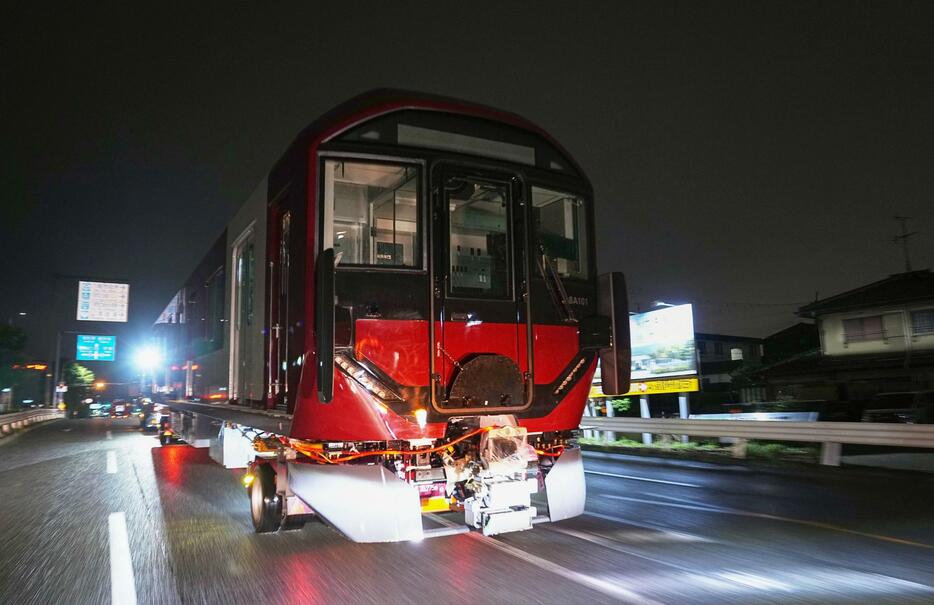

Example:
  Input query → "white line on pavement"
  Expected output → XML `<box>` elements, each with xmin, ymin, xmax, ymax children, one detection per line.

<box><xmin>583</xmin><ymin>511</ymin><xmax>713</xmax><ymax>543</ymax></box>
<box><xmin>425</xmin><ymin>514</ymin><xmax>661</xmax><ymax>605</ymax></box>
<box><xmin>603</xmin><ymin>494</ymin><xmax>934</xmax><ymax>549</ymax></box>
<box><xmin>107</xmin><ymin>451</ymin><xmax>118</xmax><ymax>474</ymax></box>
<box><xmin>585</xmin><ymin>469</ymin><xmax>700</xmax><ymax>488</ymax></box>
<box><xmin>106</xmin><ymin>430</ymin><xmax>112</xmax><ymax>440</ymax></box>
<box><xmin>108</xmin><ymin>512</ymin><xmax>138</xmax><ymax>605</ymax></box>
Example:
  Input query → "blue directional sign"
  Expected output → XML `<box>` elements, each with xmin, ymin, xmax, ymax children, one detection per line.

<box><xmin>76</xmin><ymin>335</ymin><xmax>117</xmax><ymax>362</ymax></box>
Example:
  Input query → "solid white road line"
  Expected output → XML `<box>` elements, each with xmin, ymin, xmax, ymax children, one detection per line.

<box><xmin>425</xmin><ymin>514</ymin><xmax>661</xmax><ymax>605</ymax></box>
<box><xmin>603</xmin><ymin>494</ymin><xmax>934</xmax><ymax>549</ymax></box>
<box><xmin>106</xmin><ymin>430</ymin><xmax>112</xmax><ymax>440</ymax></box>
<box><xmin>585</xmin><ymin>469</ymin><xmax>700</xmax><ymax>488</ymax></box>
<box><xmin>106</xmin><ymin>451</ymin><xmax>118</xmax><ymax>474</ymax></box>
<box><xmin>108</xmin><ymin>512</ymin><xmax>138</xmax><ymax>605</ymax></box>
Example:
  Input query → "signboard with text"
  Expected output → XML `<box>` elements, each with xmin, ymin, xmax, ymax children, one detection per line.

<box><xmin>590</xmin><ymin>304</ymin><xmax>700</xmax><ymax>398</ymax></box>
<box><xmin>76</xmin><ymin>281</ymin><xmax>129</xmax><ymax>322</ymax></box>
<box><xmin>76</xmin><ymin>334</ymin><xmax>117</xmax><ymax>362</ymax></box>
<box><xmin>629</xmin><ymin>304</ymin><xmax>697</xmax><ymax>380</ymax></box>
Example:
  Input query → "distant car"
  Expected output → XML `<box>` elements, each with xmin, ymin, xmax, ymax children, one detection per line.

<box><xmin>111</xmin><ymin>403</ymin><xmax>129</xmax><ymax>418</ymax></box>
<box><xmin>141</xmin><ymin>411</ymin><xmax>163</xmax><ymax>432</ymax></box>
<box><xmin>861</xmin><ymin>391</ymin><xmax>934</xmax><ymax>424</ymax></box>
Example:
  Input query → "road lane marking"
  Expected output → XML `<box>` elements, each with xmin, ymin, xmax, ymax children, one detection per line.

<box><xmin>604</xmin><ymin>494</ymin><xmax>934</xmax><ymax>550</ymax></box>
<box><xmin>585</xmin><ymin>469</ymin><xmax>700</xmax><ymax>488</ymax></box>
<box><xmin>426</xmin><ymin>514</ymin><xmax>661</xmax><ymax>605</ymax></box>
<box><xmin>106</xmin><ymin>430</ymin><xmax>112</xmax><ymax>440</ymax></box>
<box><xmin>108</xmin><ymin>512</ymin><xmax>138</xmax><ymax>605</ymax></box>
<box><xmin>582</xmin><ymin>511</ymin><xmax>713</xmax><ymax>543</ymax></box>
<box><xmin>107</xmin><ymin>451</ymin><xmax>118</xmax><ymax>474</ymax></box>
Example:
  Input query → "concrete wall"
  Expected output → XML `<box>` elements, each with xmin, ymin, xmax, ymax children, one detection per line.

<box><xmin>820</xmin><ymin>303</ymin><xmax>934</xmax><ymax>356</ymax></box>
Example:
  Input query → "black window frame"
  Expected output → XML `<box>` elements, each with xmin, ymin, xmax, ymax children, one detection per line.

<box><xmin>318</xmin><ymin>153</ymin><xmax>428</xmax><ymax>273</ymax></box>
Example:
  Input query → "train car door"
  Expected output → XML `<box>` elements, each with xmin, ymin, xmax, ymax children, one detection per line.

<box><xmin>266</xmin><ymin>207</ymin><xmax>292</xmax><ymax>409</ymax></box>
<box><xmin>432</xmin><ymin>167</ymin><xmax>531</xmax><ymax>411</ymax></box>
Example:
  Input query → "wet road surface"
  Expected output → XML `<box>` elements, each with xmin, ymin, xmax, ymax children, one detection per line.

<box><xmin>1</xmin><ymin>417</ymin><xmax>933</xmax><ymax>604</ymax></box>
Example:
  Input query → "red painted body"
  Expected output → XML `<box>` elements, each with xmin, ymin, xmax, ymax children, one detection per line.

<box><xmin>286</xmin><ymin>92</ymin><xmax>595</xmax><ymax>442</ymax></box>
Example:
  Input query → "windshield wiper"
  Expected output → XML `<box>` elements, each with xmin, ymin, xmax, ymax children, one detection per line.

<box><xmin>538</xmin><ymin>244</ymin><xmax>576</xmax><ymax>323</ymax></box>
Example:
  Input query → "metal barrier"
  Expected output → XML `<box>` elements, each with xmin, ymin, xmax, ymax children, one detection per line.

<box><xmin>581</xmin><ymin>417</ymin><xmax>934</xmax><ymax>466</ymax></box>
<box><xmin>0</xmin><ymin>409</ymin><xmax>64</xmax><ymax>438</ymax></box>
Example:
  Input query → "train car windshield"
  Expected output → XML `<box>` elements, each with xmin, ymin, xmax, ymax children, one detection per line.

<box><xmin>532</xmin><ymin>186</ymin><xmax>589</xmax><ymax>280</ymax></box>
<box><xmin>322</xmin><ymin>159</ymin><xmax>421</xmax><ymax>268</ymax></box>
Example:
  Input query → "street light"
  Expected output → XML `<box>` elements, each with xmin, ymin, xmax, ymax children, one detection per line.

<box><xmin>133</xmin><ymin>346</ymin><xmax>163</xmax><ymax>370</ymax></box>
<box><xmin>6</xmin><ymin>311</ymin><xmax>27</xmax><ymax>326</ymax></box>
<box><xmin>134</xmin><ymin>346</ymin><xmax>163</xmax><ymax>396</ymax></box>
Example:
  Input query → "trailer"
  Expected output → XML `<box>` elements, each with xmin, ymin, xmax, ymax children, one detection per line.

<box><xmin>152</xmin><ymin>90</ymin><xmax>630</xmax><ymax>542</ymax></box>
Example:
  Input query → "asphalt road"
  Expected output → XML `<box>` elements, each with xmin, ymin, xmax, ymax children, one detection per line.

<box><xmin>1</xmin><ymin>417</ymin><xmax>933</xmax><ymax>605</ymax></box>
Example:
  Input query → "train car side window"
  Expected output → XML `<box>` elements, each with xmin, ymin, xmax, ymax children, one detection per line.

<box><xmin>531</xmin><ymin>186</ymin><xmax>589</xmax><ymax>280</ymax></box>
<box><xmin>323</xmin><ymin>159</ymin><xmax>421</xmax><ymax>268</ymax></box>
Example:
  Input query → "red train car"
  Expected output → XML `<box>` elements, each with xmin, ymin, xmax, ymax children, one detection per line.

<box><xmin>156</xmin><ymin>90</ymin><xmax>629</xmax><ymax>542</ymax></box>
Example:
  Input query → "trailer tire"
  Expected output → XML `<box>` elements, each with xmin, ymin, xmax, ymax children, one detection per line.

<box><xmin>279</xmin><ymin>515</ymin><xmax>308</xmax><ymax>531</ymax></box>
<box><xmin>250</xmin><ymin>464</ymin><xmax>281</xmax><ymax>533</ymax></box>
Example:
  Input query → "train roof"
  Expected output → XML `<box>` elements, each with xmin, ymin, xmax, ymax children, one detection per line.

<box><xmin>279</xmin><ymin>88</ymin><xmax>589</xmax><ymax>182</ymax></box>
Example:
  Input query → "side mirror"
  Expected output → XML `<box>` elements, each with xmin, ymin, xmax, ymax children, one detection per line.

<box><xmin>315</xmin><ymin>248</ymin><xmax>336</xmax><ymax>402</ymax></box>
<box><xmin>597</xmin><ymin>272</ymin><xmax>631</xmax><ymax>396</ymax></box>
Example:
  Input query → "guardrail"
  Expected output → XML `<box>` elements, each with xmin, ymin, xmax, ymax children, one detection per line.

<box><xmin>581</xmin><ymin>417</ymin><xmax>934</xmax><ymax>466</ymax></box>
<box><xmin>0</xmin><ymin>409</ymin><xmax>64</xmax><ymax>438</ymax></box>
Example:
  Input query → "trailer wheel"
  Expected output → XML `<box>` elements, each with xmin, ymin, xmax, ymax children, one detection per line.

<box><xmin>249</xmin><ymin>464</ymin><xmax>281</xmax><ymax>533</ymax></box>
<box><xmin>279</xmin><ymin>515</ymin><xmax>307</xmax><ymax>531</ymax></box>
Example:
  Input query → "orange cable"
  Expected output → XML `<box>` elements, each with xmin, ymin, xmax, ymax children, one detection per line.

<box><xmin>290</xmin><ymin>425</ymin><xmax>498</xmax><ymax>464</ymax></box>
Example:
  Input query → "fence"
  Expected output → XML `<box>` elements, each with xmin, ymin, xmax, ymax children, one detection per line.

<box><xmin>0</xmin><ymin>409</ymin><xmax>64</xmax><ymax>438</ymax></box>
<box><xmin>581</xmin><ymin>416</ymin><xmax>934</xmax><ymax>465</ymax></box>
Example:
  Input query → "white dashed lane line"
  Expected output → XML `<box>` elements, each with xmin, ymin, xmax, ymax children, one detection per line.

<box><xmin>585</xmin><ymin>469</ymin><xmax>700</xmax><ymax>488</ymax></box>
<box><xmin>106</xmin><ymin>451</ymin><xmax>118</xmax><ymax>474</ymax></box>
<box><xmin>108</xmin><ymin>512</ymin><xmax>138</xmax><ymax>605</ymax></box>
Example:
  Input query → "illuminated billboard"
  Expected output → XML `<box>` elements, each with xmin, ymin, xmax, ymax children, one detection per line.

<box><xmin>76</xmin><ymin>335</ymin><xmax>117</xmax><ymax>362</ymax></box>
<box><xmin>76</xmin><ymin>281</ymin><xmax>129</xmax><ymax>322</ymax></box>
<box><xmin>630</xmin><ymin>304</ymin><xmax>697</xmax><ymax>380</ymax></box>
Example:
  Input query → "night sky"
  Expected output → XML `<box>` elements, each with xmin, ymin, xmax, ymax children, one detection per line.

<box><xmin>2</xmin><ymin>3</ymin><xmax>933</xmax><ymax>380</ymax></box>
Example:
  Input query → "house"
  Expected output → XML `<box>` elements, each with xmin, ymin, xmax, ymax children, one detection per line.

<box><xmin>695</xmin><ymin>332</ymin><xmax>764</xmax><ymax>390</ymax></box>
<box><xmin>755</xmin><ymin>270</ymin><xmax>934</xmax><ymax>404</ymax></box>
<box><xmin>798</xmin><ymin>270</ymin><xmax>934</xmax><ymax>359</ymax></box>
<box><xmin>762</xmin><ymin>322</ymin><xmax>819</xmax><ymax>365</ymax></box>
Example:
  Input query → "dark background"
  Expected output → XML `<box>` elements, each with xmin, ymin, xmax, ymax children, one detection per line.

<box><xmin>2</xmin><ymin>2</ymin><xmax>933</xmax><ymax>383</ymax></box>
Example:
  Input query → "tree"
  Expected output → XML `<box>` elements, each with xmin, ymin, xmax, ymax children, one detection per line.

<box><xmin>0</xmin><ymin>325</ymin><xmax>27</xmax><ymax>391</ymax></box>
<box><xmin>63</xmin><ymin>362</ymin><xmax>95</xmax><ymax>408</ymax></box>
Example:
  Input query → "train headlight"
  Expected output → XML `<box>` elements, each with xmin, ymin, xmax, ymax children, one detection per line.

<box><xmin>414</xmin><ymin>408</ymin><xmax>428</xmax><ymax>428</ymax></box>
<box><xmin>334</xmin><ymin>353</ymin><xmax>400</xmax><ymax>403</ymax></box>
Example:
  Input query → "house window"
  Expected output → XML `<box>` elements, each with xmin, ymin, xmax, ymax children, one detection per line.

<box><xmin>912</xmin><ymin>310</ymin><xmax>934</xmax><ymax>336</ymax></box>
<box><xmin>714</xmin><ymin>342</ymin><xmax>723</xmax><ymax>355</ymax></box>
<box><xmin>842</xmin><ymin>315</ymin><xmax>884</xmax><ymax>343</ymax></box>
<box><xmin>697</xmin><ymin>341</ymin><xmax>707</xmax><ymax>354</ymax></box>
<box><xmin>730</xmin><ymin>347</ymin><xmax>744</xmax><ymax>361</ymax></box>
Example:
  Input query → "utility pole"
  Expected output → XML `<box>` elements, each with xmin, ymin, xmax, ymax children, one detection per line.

<box><xmin>893</xmin><ymin>216</ymin><xmax>918</xmax><ymax>273</ymax></box>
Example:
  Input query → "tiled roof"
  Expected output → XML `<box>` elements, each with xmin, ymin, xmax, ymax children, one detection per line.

<box><xmin>798</xmin><ymin>270</ymin><xmax>934</xmax><ymax>317</ymax></box>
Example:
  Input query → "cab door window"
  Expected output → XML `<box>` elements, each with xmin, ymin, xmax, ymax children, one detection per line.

<box><xmin>446</xmin><ymin>177</ymin><xmax>511</xmax><ymax>299</ymax></box>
